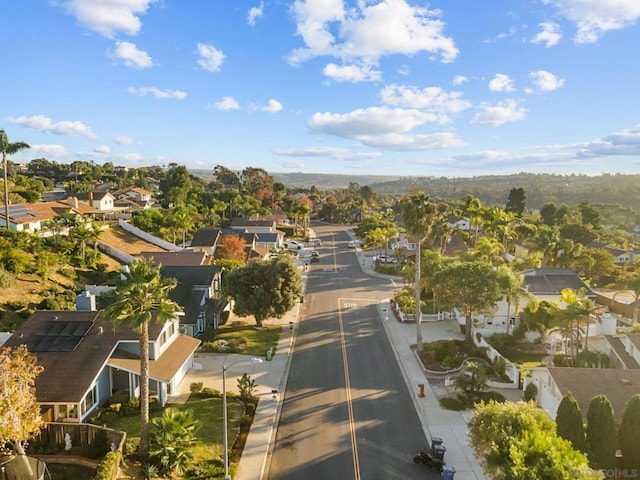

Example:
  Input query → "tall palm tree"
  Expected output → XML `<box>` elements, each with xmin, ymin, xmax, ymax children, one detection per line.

<box><xmin>401</xmin><ymin>191</ymin><xmax>437</xmax><ymax>351</ymax></box>
<box><xmin>498</xmin><ymin>265</ymin><xmax>527</xmax><ymax>335</ymax></box>
<box><xmin>558</xmin><ymin>288</ymin><xmax>596</xmax><ymax>363</ymax></box>
<box><xmin>104</xmin><ymin>258</ymin><xmax>182</xmax><ymax>458</ymax></box>
<box><xmin>0</xmin><ymin>130</ymin><xmax>30</xmax><ymax>230</ymax></box>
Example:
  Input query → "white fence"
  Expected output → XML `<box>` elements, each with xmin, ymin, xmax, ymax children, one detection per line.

<box><xmin>118</xmin><ymin>219</ymin><xmax>182</xmax><ymax>252</ymax></box>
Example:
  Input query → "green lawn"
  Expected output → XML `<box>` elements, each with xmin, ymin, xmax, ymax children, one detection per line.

<box><xmin>200</xmin><ymin>325</ymin><xmax>281</xmax><ymax>357</ymax></box>
<box><xmin>108</xmin><ymin>394</ymin><xmax>245</xmax><ymax>464</ymax></box>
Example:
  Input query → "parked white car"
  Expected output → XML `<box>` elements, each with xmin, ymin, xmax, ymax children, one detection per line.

<box><xmin>283</xmin><ymin>240</ymin><xmax>304</xmax><ymax>250</ymax></box>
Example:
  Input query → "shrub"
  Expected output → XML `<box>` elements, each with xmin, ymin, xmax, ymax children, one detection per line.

<box><xmin>553</xmin><ymin>352</ymin><xmax>572</xmax><ymax>367</ymax></box>
<box><xmin>190</xmin><ymin>382</ymin><xmax>204</xmax><ymax>395</ymax></box>
<box><xmin>94</xmin><ymin>451</ymin><xmax>121</xmax><ymax>480</ymax></box>
<box><xmin>0</xmin><ymin>267</ymin><xmax>16</xmax><ymax>287</ymax></box>
<box><xmin>440</xmin><ymin>396</ymin><xmax>466</xmax><ymax>410</ymax></box>
<box><xmin>240</xmin><ymin>414</ymin><xmax>253</xmax><ymax>427</ymax></box>
<box><xmin>125</xmin><ymin>438</ymin><xmax>139</xmax><ymax>456</ymax></box>
<box><xmin>524</xmin><ymin>382</ymin><xmax>538</xmax><ymax>402</ymax></box>
<box><xmin>477</xmin><ymin>391</ymin><xmax>506</xmax><ymax>403</ymax></box>
<box><xmin>441</xmin><ymin>355</ymin><xmax>458</xmax><ymax>369</ymax></box>
<box><xmin>201</xmin><ymin>387</ymin><xmax>220</xmax><ymax>398</ymax></box>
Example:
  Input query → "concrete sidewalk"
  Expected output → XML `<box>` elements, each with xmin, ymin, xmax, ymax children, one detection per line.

<box><xmin>171</xmin><ymin>236</ymin><xmax>487</xmax><ymax>479</ymax></box>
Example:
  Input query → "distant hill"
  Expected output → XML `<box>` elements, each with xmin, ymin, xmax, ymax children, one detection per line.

<box><xmin>191</xmin><ymin>170</ymin><xmax>640</xmax><ymax>211</ymax></box>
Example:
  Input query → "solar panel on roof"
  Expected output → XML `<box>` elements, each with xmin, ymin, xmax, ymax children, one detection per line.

<box><xmin>30</xmin><ymin>320</ymin><xmax>94</xmax><ymax>352</ymax></box>
<box><xmin>7</xmin><ymin>205</ymin><xmax>36</xmax><ymax>220</ymax></box>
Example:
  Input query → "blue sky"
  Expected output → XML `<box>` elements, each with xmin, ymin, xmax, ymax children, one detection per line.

<box><xmin>2</xmin><ymin>0</ymin><xmax>640</xmax><ymax>177</ymax></box>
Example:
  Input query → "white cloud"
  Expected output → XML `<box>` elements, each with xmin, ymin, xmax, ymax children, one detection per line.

<box><xmin>471</xmin><ymin>99</ymin><xmax>527</xmax><ymax>126</ymax></box>
<box><xmin>27</xmin><ymin>144</ymin><xmax>68</xmax><ymax>158</ymax></box>
<box><xmin>489</xmin><ymin>73</ymin><xmax>515</xmax><ymax>92</ymax></box>
<box><xmin>379</xmin><ymin>84</ymin><xmax>471</xmax><ymax>121</ymax></box>
<box><xmin>259</xmin><ymin>99</ymin><xmax>283</xmax><ymax>113</ymax></box>
<box><xmin>452</xmin><ymin>75</ymin><xmax>468</xmax><ymax>86</ymax></box>
<box><xmin>6</xmin><ymin>114</ymin><xmax>97</xmax><ymax>139</ymax></box>
<box><xmin>323</xmin><ymin>63</ymin><xmax>381</xmax><ymax>83</ymax></box>
<box><xmin>531</xmin><ymin>21</ymin><xmax>562</xmax><ymax>47</ymax></box>
<box><xmin>112</xmin><ymin>41</ymin><xmax>153</xmax><ymax>69</ymax></box>
<box><xmin>127</xmin><ymin>87</ymin><xmax>187</xmax><ymax>99</ymax></box>
<box><xmin>214</xmin><ymin>96</ymin><xmax>240</xmax><ymax>111</ymax></box>
<box><xmin>547</xmin><ymin>0</ymin><xmax>640</xmax><ymax>44</ymax></box>
<box><xmin>197</xmin><ymin>43</ymin><xmax>225</xmax><ymax>72</ymax></box>
<box><xmin>114</xmin><ymin>134</ymin><xmax>135</xmax><ymax>145</ymax></box>
<box><xmin>248</xmin><ymin>2</ymin><xmax>264</xmax><ymax>26</ymax></box>
<box><xmin>530</xmin><ymin>70</ymin><xmax>566</xmax><ymax>91</ymax></box>
<box><xmin>94</xmin><ymin>145</ymin><xmax>111</xmax><ymax>154</ymax></box>
<box><xmin>357</xmin><ymin>132</ymin><xmax>465</xmax><ymax>151</ymax></box>
<box><xmin>56</xmin><ymin>0</ymin><xmax>157</xmax><ymax>38</ymax></box>
<box><xmin>309</xmin><ymin>106</ymin><xmax>435</xmax><ymax>137</ymax></box>
<box><xmin>288</xmin><ymin>0</ymin><xmax>458</xmax><ymax>75</ymax></box>
<box><xmin>273</xmin><ymin>146</ymin><xmax>383</xmax><ymax>161</ymax></box>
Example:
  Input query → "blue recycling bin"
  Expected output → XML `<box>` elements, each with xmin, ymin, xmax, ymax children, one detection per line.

<box><xmin>442</xmin><ymin>465</ymin><xmax>456</xmax><ymax>479</ymax></box>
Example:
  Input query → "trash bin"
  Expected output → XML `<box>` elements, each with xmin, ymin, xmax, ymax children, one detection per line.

<box><xmin>442</xmin><ymin>465</ymin><xmax>456</xmax><ymax>479</ymax></box>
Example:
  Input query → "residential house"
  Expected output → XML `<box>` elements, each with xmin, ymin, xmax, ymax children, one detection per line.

<box><xmin>0</xmin><ymin>201</ymin><xmax>92</xmax><ymax>233</ymax></box>
<box><xmin>470</xmin><ymin>268</ymin><xmax>595</xmax><ymax>341</ymax></box>
<box><xmin>3</xmin><ymin>310</ymin><xmax>200</xmax><ymax>423</ymax></box>
<box><xmin>529</xmin><ymin>366</ymin><xmax>640</xmax><ymax>421</ymax></box>
<box><xmin>73</xmin><ymin>191</ymin><xmax>116</xmax><ymax>212</ymax></box>
<box><xmin>230</xmin><ymin>217</ymin><xmax>277</xmax><ymax>234</ymax></box>
<box><xmin>190</xmin><ymin>228</ymin><xmax>223</xmax><ymax>257</ymax></box>
<box><xmin>587</xmin><ymin>242</ymin><xmax>640</xmax><ymax>266</ymax></box>
<box><xmin>160</xmin><ymin>265</ymin><xmax>225</xmax><ymax>335</ymax></box>
<box><xmin>446</xmin><ymin>215</ymin><xmax>471</xmax><ymax>231</ymax></box>
<box><xmin>190</xmin><ymin>227</ymin><xmax>279</xmax><ymax>261</ymax></box>
<box><xmin>113</xmin><ymin>187</ymin><xmax>154</xmax><ymax>203</ymax></box>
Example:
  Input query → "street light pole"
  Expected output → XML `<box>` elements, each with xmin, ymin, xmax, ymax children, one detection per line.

<box><xmin>222</xmin><ymin>357</ymin><xmax>263</xmax><ymax>480</ymax></box>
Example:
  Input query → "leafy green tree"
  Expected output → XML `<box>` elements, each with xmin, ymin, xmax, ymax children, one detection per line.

<box><xmin>401</xmin><ymin>191</ymin><xmax>438</xmax><ymax>351</ymax></box>
<box><xmin>104</xmin><ymin>258</ymin><xmax>182</xmax><ymax>458</ymax></box>
<box><xmin>469</xmin><ymin>400</ymin><xmax>598</xmax><ymax>480</ymax></box>
<box><xmin>434</xmin><ymin>260</ymin><xmax>504</xmax><ymax>343</ymax></box>
<box><xmin>224</xmin><ymin>257</ymin><xmax>302</xmax><ymax>327</ymax></box>
<box><xmin>149</xmin><ymin>407</ymin><xmax>199</xmax><ymax>475</ymax></box>
<box><xmin>556</xmin><ymin>392</ymin><xmax>587</xmax><ymax>453</ymax></box>
<box><xmin>586</xmin><ymin>394</ymin><xmax>616</xmax><ymax>469</ymax></box>
<box><xmin>539</xmin><ymin>202</ymin><xmax>558</xmax><ymax>226</ymax></box>
<box><xmin>1</xmin><ymin>130</ymin><xmax>30</xmax><ymax>229</ymax></box>
<box><xmin>505</xmin><ymin>187</ymin><xmax>527</xmax><ymax>217</ymax></box>
<box><xmin>618</xmin><ymin>393</ymin><xmax>640</xmax><ymax>468</ymax></box>
<box><xmin>0</xmin><ymin>345</ymin><xmax>44</xmax><ymax>455</ymax></box>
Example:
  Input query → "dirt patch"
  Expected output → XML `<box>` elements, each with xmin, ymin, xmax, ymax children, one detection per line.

<box><xmin>99</xmin><ymin>225</ymin><xmax>168</xmax><ymax>256</ymax></box>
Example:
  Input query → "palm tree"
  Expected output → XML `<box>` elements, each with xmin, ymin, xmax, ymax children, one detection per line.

<box><xmin>558</xmin><ymin>288</ymin><xmax>596</xmax><ymax>363</ymax></box>
<box><xmin>0</xmin><ymin>130</ymin><xmax>30</xmax><ymax>230</ymax></box>
<box><xmin>401</xmin><ymin>191</ymin><xmax>437</xmax><ymax>351</ymax></box>
<box><xmin>104</xmin><ymin>258</ymin><xmax>182</xmax><ymax>458</ymax></box>
<box><xmin>498</xmin><ymin>265</ymin><xmax>527</xmax><ymax>335</ymax></box>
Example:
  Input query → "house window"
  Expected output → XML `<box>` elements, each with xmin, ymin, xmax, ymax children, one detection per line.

<box><xmin>81</xmin><ymin>384</ymin><xmax>98</xmax><ymax>415</ymax></box>
<box><xmin>58</xmin><ymin>404</ymin><xmax>78</xmax><ymax>420</ymax></box>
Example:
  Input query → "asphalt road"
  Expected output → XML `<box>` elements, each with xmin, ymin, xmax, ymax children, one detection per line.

<box><xmin>267</xmin><ymin>224</ymin><xmax>441</xmax><ymax>480</ymax></box>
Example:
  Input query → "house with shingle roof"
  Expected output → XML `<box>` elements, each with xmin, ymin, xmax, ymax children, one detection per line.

<box><xmin>160</xmin><ymin>265</ymin><xmax>225</xmax><ymax>334</ymax></box>
<box><xmin>470</xmin><ymin>268</ymin><xmax>596</xmax><ymax>339</ymax></box>
<box><xmin>0</xmin><ymin>201</ymin><xmax>93</xmax><ymax>233</ymax></box>
<box><xmin>3</xmin><ymin>310</ymin><xmax>199</xmax><ymax>423</ymax></box>
<box><xmin>530</xmin><ymin>366</ymin><xmax>640</xmax><ymax>421</ymax></box>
